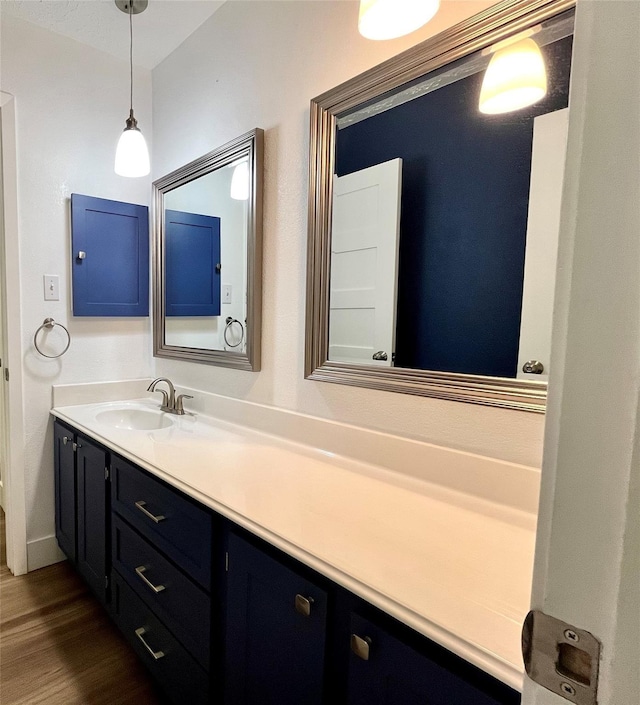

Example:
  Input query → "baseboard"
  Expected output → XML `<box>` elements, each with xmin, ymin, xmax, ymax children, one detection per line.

<box><xmin>27</xmin><ymin>535</ymin><xmax>66</xmax><ymax>571</ymax></box>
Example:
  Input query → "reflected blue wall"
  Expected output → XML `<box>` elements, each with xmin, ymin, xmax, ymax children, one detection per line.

<box><xmin>335</xmin><ymin>37</ymin><xmax>572</xmax><ymax>377</ymax></box>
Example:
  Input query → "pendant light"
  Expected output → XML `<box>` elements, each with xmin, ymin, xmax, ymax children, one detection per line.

<box><xmin>358</xmin><ymin>0</ymin><xmax>440</xmax><ymax>41</ymax></box>
<box><xmin>114</xmin><ymin>0</ymin><xmax>150</xmax><ymax>177</ymax></box>
<box><xmin>479</xmin><ymin>36</ymin><xmax>547</xmax><ymax>115</ymax></box>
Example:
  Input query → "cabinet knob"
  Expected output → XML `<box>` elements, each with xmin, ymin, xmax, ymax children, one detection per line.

<box><xmin>351</xmin><ymin>634</ymin><xmax>372</xmax><ymax>661</ymax></box>
<box><xmin>62</xmin><ymin>436</ymin><xmax>69</xmax><ymax>445</ymax></box>
<box><xmin>76</xmin><ymin>251</ymin><xmax>86</xmax><ymax>260</ymax></box>
<box><xmin>294</xmin><ymin>594</ymin><xmax>314</xmax><ymax>617</ymax></box>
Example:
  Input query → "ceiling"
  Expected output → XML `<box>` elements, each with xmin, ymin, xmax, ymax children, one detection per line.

<box><xmin>1</xmin><ymin>0</ymin><xmax>227</xmax><ymax>69</ymax></box>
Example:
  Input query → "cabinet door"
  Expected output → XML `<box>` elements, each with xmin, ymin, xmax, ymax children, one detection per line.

<box><xmin>71</xmin><ymin>193</ymin><xmax>149</xmax><ymax>317</ymax></box>
<box><xmin>76</xmin><ymin>435</ymin><xmax>108</xmax><ymax>604</ymax></box>
<box><xmin>54</xmin><ymin>422</ymin><xmax>76</xmax><ymax>562</ymax></box>
<box><xmin>348</xmin><ymin>613</ymin><xmax>516</xmax><ymax>705</ymax></box>
<box><xmin>225</xmin><ymin>533</ymin><xmax>328</xmax><ymax>705</ymax></box>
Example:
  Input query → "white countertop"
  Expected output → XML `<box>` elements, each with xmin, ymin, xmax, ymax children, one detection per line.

<box><xmin>51</xmin><ymin>399</ymin><xmax>534</xmax><ymax>691</ymax></box>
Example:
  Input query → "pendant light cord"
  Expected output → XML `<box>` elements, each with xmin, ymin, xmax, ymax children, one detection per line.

<box><xmin>129</xmin><ymin>2</ymin><xmax>133</xmax><ymax>113</ymax></box>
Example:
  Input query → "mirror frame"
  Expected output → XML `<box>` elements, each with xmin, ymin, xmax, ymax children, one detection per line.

<box><xmin>153</xmin><ymin>128</ymin><xmax>263</xmax><ymax>370</ymax></box>
<box><xmin>305</xmin><ymin>0</ymin><xmax>574</xmax><ymax>413</ymax></box>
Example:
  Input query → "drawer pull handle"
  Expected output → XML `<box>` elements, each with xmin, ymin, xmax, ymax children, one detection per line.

<box><xmin>135</xmin><ymin>500</ymin><xmax>166</xmax><ymax>524</ymax></box>
<box><xmin>294</xmin><ymin>594</ymin><xmax>314</xmax><ymax>617</ymax></box>
<box><xmin>351</xmin><ymin>634</ymin><xmax>372</xmax><ymax>661</ymax></box>
<box><xmin>135</xmin><ymin>565</ymin><xmax>166</xmax><ymax>594</ymax></box>
<box><xmin>135</xmin><ymin>626</ymin><xmax>165</xmax><ymax>660</ymax></box>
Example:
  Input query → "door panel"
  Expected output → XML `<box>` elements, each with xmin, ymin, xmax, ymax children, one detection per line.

<box><xmin>329</xmin><ymin>159</ymin><xmax>402</xmax><ymax>366</ymax></box>
<box><xmin>347</xmin><ymin>613</ymin><xmax>509</xmax><ymax>705</ymax></box>
<box><xmin>76</xmin><ymin>436</ymin><xmax>108</xmax><ymax>603</ymax></box>
<box><xmin>165</xmin><ymin>209</ymin><xmax>221</xmax><ymax>317</ymax></box>
<box><xmin>71</xmin><ymin>193</ymin><xmax>149</xmax><ymax>316</ymax></box>
<box><xmin>225</xmin><ymin>533</ymin><xmax>328</xmax><ymax>705</ymax></box>
<box><xmin>54</xmin><ymin>422</ymin><xmax>76</xmax><ymax>562</ymax></box>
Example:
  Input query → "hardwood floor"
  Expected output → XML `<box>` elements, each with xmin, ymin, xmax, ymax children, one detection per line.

<box><xmin>0</xmin><ymin>511</ymin><xmax>163</xmax><ymax>704</ymax></box>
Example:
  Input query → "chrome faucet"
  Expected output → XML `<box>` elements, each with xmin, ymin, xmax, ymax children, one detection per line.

<box><xmin>147</xmin><ymin>377</ymin><xmax>193</xmax><ymax>415</ymax></box>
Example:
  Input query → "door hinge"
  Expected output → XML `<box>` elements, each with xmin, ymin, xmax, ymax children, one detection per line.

<box><xmin>105</xmin><ymin>575</ymin><xmax>109</xmax><ymax>590</ymax></box>
<box><xmin>105</xmin><ymin>466</ymin><xmax>110</xmax><ymax>480</ymax></box>
<box><xmin>225</xmin><ymin>551</ymin><xmax>229</xmax><ymax>572</ymax></box>
<box><xmin>523</xmin><ymin>610</ymin><xmax>601</xmax><ymax>705</ymax></box>
<box><xmin>4</xmin><ymin>368</ymin><xmax>8</xmax><ymax>382</ymax></box>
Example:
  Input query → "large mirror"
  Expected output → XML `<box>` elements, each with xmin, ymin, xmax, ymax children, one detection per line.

<box><xmin>154</xmin><ymin>129</ymin><xmax>263</xmax><ymax>370</ymax></box>
<box><xmin>306</xmin><ymin>0</ymin><xmax>575</xmax><ymax>411</ymax></box>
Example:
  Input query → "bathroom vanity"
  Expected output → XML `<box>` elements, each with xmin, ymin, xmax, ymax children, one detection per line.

<box><xmin>51</xmin><ymin>397</ymin><xmax>533</xmax><ymax>704</ymax></box>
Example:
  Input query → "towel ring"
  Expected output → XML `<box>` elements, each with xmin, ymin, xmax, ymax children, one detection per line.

<box><xmin>34</xmin><ymin>318</ymin><xmax>71</xmax><ymax>359</ymax></box>
<box><xmin>223</xmin><ymin>317</ymin><xmax>245</xmax><ymax>349</ymax></box>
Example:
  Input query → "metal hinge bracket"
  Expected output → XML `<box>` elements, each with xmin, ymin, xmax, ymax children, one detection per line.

<box><xmin>225</xmin><ymin>551</ymin><xmax>229</xmax><ymax>572</ymax></box>
<box><xmin>522</xmin><ymin>610</ymin><xmax>601</xmax><ymax>704</ymax></box>
<box><xmin>4</xmin><ymin>368</ymin><xmax>8</xmax><ymax>382</ymax></box>
<box><xmin>105</xmin><ymin>575</ymin><xmax>109</xmax><ymax>590</ymax></box>
<box><xmin>105</xmin><ymin>466</ymin><xmax>110</xmax><ymax>480</ymax></box>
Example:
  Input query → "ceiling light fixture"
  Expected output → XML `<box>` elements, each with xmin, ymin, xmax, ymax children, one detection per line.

<box><xmin>114</xmin><ymin>0</ymin><xmax>150</xmax><ymax>177</ymax></box>
<box><xmin>479</xmin><ymin>33</ymin><xmax>547</xmax><ymax>115</ymax></box>
<box><xmin>358</xmin><ymin>0</ymin><xmax>440</xmax><ymax>41</ymax></box>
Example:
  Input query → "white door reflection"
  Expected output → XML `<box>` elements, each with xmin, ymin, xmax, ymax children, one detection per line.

<box><xmin>329</xmin><ymin>158</ymin><xmax>402</xmax><ymax>366</ymax></box>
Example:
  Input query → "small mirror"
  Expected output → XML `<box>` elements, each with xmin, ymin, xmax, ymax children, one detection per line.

<box><xmin>306</xmin><ymin>2</ymin><xmax>575</xmax><ymax>411</ymax></box>
<box><xmin>153</xmin><ymin>129</ymin><xmax>263</xmax><ymax>370</ymax></box>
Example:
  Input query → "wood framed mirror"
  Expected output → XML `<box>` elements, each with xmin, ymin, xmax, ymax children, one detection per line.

<box><xmin>306</xmin><ymin>0</ymin><xmax>575</xmax><ymax>412</ymax></box>
<box><xmin>153</xmin><ymin>129</ymin><xmax>263</xmax><ymax>370</ymax></box>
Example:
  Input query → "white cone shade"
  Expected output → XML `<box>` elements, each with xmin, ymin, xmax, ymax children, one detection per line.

<box><xmin>115</xmin><ymin>127</ymin><xmax>150</xmax><ymax>177</ymax></box>
<box><xmin>230</xmin><ymin>161</ymin><xmax>250</xmax><ymax>201</ymax></box>
<box><xmin>479</xmin><ymin>38</ymin><xmax>547</xmax><ymax>115</ymax></box>
<box><xmin>358</xmin><ymin>0</ymin><xmax>440</xmax><ymax>40</ymax></box>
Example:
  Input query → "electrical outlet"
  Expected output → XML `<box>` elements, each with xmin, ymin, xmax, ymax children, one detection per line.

<box><xmin>222</xmin><ymin>284</ymin><xmax>232</xmax><ymax>304</ymax></box>
<box><xmin>43</xmin><ymin>275</ymin><xmax>60</xmax><ymax>301</ymax></box>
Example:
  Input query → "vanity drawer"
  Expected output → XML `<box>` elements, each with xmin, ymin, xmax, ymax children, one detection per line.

<box><xmin>111</xmin><ymin>454</ymin><xmax>213</xmax><ymax>590</ymax></box>
<box><xmin>112</xmin><ymin>514</ymin><xmax>211</xmax><ymax>669</ymax></box>
<box><xmin>111</xmin><ymin>570</ymin><xmax>210</xmax><ymax>705</ymax></box>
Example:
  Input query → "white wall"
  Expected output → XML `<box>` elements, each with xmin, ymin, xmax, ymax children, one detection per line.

<box><xmin>152</xmin><ymin>0</ymin><xmax>545</xmax><ymax>468</ymax></box>
<box><xmin>0</xmin><ymin>15</ymin><xmax>153</xmax><ymax>568</ymax></box>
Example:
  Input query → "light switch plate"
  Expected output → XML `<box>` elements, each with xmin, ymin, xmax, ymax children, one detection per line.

<box><xmin>222</xmin><ymin>284</ymin><xmax>232</xmax><ymax>304</ymax></box>
<box><xmin>43</xmin><ymin>275</ymin><xmax>60</xmax><ymax>301</ymax></box>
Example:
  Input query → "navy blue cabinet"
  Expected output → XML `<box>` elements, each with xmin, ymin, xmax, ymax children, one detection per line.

<box><xmin>71</xmin><ymin>193</ymin><xmax>149</xmax><ymax>317</ymax></box>
<box><xmin>225</xmin><ymin>532</ymin><xmax>328</xmax><ymax>705</ymax></box>
<box><xmin>111</xmin><ymin>571</ymin><xmax>210</xmax><ymax>705</ymax></box>
<box><xmin>54</xmin><ymin>421</ymin><xmax>109</xmax><ymax>606</ymax></box>
<box><xmin>54</xmin><ymin>423</ymin><xmax>521</xmax><ymax>705</ymax></box>
<box><xmin>347</xmin><ymin>613</ymin><xmax>514</xmax><ymax>705</ymax></box>
<box><xmin>110</xmin><ymin>457</ymin><xmax>215</xmax><ymax>705</ymax></box>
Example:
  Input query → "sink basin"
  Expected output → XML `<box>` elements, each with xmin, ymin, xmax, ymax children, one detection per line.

<box><xmin>96</xmin><ymin>407</ymin><xmax>173</xmax><ymax>431</ymax></box>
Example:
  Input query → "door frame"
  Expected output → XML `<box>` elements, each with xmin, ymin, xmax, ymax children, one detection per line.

<box><xmin>523</xmin><ymin>1</ymin><xmax>639</xmax><ymax>702</ymax></box>
<box><xmin>1</xmin><ymin>91</ymin><xmax>28</xmax><ymax>575</ymax></box>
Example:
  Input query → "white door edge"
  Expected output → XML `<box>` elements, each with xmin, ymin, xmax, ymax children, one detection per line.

<box><xmin>0</xmin><ymin>92</ymin><xmax>28</xmax><ymax>576</ymax></box>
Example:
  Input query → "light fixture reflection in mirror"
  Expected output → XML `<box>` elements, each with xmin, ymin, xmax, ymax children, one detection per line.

<box><xmin>306</xmin><ymin>3</ymin><xmax>575</xmax><ymax>411</ymax></box>
<box><xmin>358</xmin><ymin>0</ymin><xmax>440</xmax><ymax>40</ymax></box>
<box><xmin>230</xmin><ymin>159</ymin><xmax>250</xmax><ymax>201</ymax></box>
<box><xmin>479</xmin><ymin>37</ymin><xmax>548</xmax><ymax>115</ymax></box>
